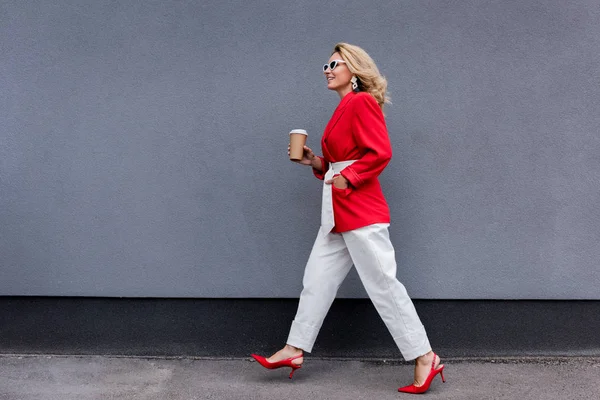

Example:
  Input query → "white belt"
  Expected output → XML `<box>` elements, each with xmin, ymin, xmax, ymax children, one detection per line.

<box><xmin>321</xmin><ymin>160</ymin><xmax>357</xmax><ymax>234</ymax></box>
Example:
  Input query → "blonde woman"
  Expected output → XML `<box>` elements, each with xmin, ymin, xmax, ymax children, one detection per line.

<box><xmin>251</xmin><ymin>43</ymin><xmax>445</xmax><ymax>394</ymax></box>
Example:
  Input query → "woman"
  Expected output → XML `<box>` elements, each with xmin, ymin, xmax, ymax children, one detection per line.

<box><xmin>251</xmin><ymin>43</ymin><xmax>445</xmax><ymax>394</ymax></box>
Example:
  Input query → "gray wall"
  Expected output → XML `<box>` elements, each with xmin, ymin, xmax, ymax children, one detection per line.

<box><xmin>1</xmin><ymin>0</ymin><xmax>599</xmax><ymax>299</ymax></box>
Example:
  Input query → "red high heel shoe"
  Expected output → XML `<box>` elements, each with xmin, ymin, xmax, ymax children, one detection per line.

<box><xmin>398</xmin><ymin>353</ymin><xmax>445</xmax><ymax>394</ymax></box>
<box><xmin>250</xmin><ymin>353</ymin><xmax>303</xmax><ymax>379</ymax></box>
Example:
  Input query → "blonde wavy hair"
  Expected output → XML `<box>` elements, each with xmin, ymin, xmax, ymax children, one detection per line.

<box><xmin>333</xmin><ymin>42</ymin><xmax>391</xmax><ymax>110</ymax></box>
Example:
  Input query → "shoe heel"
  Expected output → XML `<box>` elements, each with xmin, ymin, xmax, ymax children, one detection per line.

<box><xmin>440</xmin><ymin>370</ymin><xmax>446</xmax><ymax>383</ymax></box>
<box><xmin>289</xmin><ymin>365</ymin><xmax>301</xmax><ymax>379</ymax></box>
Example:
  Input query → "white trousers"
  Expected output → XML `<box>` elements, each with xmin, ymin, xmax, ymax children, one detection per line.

<box><xmin>286</xmin><ymin>223</ymin><xmax>431</xmax><ymax>361</ymax></box>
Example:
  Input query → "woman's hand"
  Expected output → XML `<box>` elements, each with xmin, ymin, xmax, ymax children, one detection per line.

<box><xmin>288</xmin><ymin>144</ymin><xmax>317</xmax><ymax>166</ymax></box>
<box><xmin>325</xmin><ymin>174</ymin><xmax>350</xmax><ymax>189</ymax></box>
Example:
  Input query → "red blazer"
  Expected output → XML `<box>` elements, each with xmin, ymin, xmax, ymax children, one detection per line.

<box><xmin>313</xmin><ymin>91</ymin><xmax>392</xmax><ymax>232</ymax></box>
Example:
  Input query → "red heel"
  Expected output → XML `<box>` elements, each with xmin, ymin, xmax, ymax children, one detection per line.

<box><xmin>398</xmin><ymin>353</ymin><xmax>445</xmax><ymax>394</ymax></box>
<box><xmin>288</xmin><ymin>364</ymin><xmax>301</xmax><ymax>379</ymax></box>
<box><xmin>251</xmin><ymin>353</ymin><xmax>303</xmax><ymax>379</ymax></box>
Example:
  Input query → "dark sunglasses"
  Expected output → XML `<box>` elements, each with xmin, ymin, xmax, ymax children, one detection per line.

<box><xmin>323</xmin><ymin>59</ymin><xmax>346</xmax><ymax>72</ymax></box>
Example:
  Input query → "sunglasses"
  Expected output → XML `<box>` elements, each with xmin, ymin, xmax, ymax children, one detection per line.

<box><xmin>323</xmin><ymin>59</ymin><xmax>346</xmax><ymax>72</ymax></box>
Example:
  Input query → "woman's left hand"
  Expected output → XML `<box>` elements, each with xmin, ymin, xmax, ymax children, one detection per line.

<box><xmin>325</xmin><ymin>174</ymin><xmax>350</xmax><ymax>189</ymax></box>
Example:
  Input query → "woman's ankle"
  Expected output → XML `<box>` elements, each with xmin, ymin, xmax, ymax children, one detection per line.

<box><xmin>284</xmin><ymin>344</ymin><xmax>303</xmax><ymax>354</ymax></box>
<box><xmin>416</xmin><ymin>351</ymin><xmax>434</xmax><ymax>365</ymax></box>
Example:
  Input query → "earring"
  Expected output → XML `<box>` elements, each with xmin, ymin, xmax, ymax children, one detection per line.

<box><xmin>351</xmin><ymin>76</ymin><xmax>358</xmax><ymax>90</ymax></box>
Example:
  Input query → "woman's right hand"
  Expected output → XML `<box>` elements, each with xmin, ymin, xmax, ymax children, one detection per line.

<box><xmin>288</xmin><ymin>144</ymin><xmax>316</xmax><ymax>166</ymax></box>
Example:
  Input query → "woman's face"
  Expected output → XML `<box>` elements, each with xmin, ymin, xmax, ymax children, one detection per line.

<box><xmin>324</xmin><ymin>52</ymin><xmax>352</xmax><ymax>93</ymax></box>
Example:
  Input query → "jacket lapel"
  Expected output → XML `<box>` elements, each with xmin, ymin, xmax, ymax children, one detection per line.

<box><xmin>324</xmin><ymin>92</ymin><xmax>355</xmax><ymax>139</ymax></box>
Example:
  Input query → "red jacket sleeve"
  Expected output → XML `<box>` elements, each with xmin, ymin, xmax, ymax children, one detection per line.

<box><xmin>312</xmin><ymin>156</ymin><xmax>329</xmax><ymax>180</ymax></box>
<box><xmin>341</xmin><ymin>93</ymin><xmax>392</xmax><ymax>188</ymax></box>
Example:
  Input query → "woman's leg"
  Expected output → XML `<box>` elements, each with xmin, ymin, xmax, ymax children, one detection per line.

<box><xmin>341</xmin><ymin>223</ymin><xmax>432</xmax><ymax>361</ymax></box>
<box><xmin>269</xmin><ymin>228</ymin><xmax>353</xmax><ymax>362</ymax></box>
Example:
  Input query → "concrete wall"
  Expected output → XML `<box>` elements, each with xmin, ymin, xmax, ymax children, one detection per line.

<box><xmin>1</xmin><ymin>0</ymin><xmax>599</xmax><ymax>299</ymax></box>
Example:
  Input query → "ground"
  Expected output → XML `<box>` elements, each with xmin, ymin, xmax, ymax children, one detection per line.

<box><xmin>1</xmin><ymin>355</ymin><xmax>599</xmax><ymax>400</ymax></box>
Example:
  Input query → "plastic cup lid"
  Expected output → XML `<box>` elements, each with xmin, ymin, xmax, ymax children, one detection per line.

<box><xmin>289</xmin><ymin>129</ymin><xmax>307</xmax><ymax>135</ymax></box>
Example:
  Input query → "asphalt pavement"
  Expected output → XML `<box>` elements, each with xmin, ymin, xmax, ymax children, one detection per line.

<box><xmin>1</xmin><ymin>355</ymin><xmax>599</xmax><ymax>400</ymax></box>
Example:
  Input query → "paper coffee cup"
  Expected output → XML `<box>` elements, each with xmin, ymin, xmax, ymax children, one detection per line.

<box><xmin>289</xmin><ymin>129</ymin><xmax>308</xmax><ymax>161</ymax></box>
